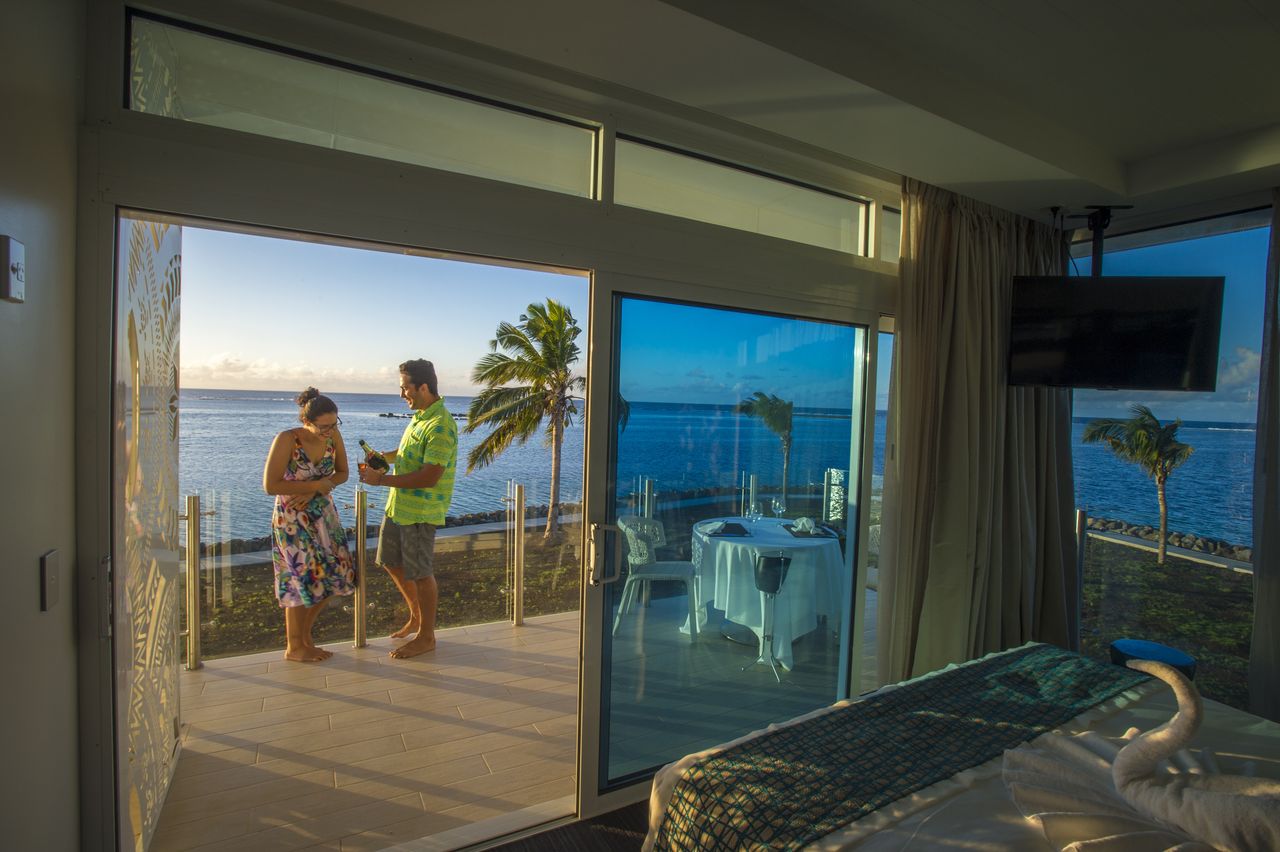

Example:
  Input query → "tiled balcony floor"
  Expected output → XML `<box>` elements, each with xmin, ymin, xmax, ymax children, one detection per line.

<box><xmin>154</xmin><ymin>592</ymin><xmax>880</xmax><ymax>852</ymax></box>
<box><xmin>153</xmin><ymin>613</ymin><xmax>580</xmax><ymax>852</ymax></box>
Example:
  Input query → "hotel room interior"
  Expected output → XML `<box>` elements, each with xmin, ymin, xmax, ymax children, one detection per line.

<box><xmin>2</xmin><ymin>1</ymin><xmax>1278</xmax><ymax>850</ymax></box>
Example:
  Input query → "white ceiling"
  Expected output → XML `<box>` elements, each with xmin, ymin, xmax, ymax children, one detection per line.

<box><xmin>333</xmin><ymin>0</ymin><xmax>1280</xmax><ymax>228</ymax></box>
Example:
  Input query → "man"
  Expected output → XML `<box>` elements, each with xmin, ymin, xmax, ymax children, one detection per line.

<box><xmin>359</xmin><ymin>359</ymin><xmax>457</xmax><ymax>659</ymax></box>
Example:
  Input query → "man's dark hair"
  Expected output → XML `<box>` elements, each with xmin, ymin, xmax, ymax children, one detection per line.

<box><xmin>399</xmin><ymin>359</ymin><xmax>438</xmax><ymax>396</ymax></box>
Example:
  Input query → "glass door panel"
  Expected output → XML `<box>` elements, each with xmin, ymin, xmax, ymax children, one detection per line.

<box><xmin>598</xmin><ymin>295</ymin><xmax>867</xmax><ymax>786</ymax></box>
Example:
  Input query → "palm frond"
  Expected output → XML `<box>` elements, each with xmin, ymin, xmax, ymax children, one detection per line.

<box><xmin>464</xmin><ymin>298</ymin><xmax>584</xmax><ymax>472</ymax></box>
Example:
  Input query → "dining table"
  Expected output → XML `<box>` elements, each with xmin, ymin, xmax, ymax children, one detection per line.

<box><xmin>690</xmin><ymin>516</ymin><xmax>845</xmax><ymax>670</ymax></box>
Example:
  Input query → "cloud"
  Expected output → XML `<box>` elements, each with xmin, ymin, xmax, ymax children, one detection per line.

<box><xmin>1218</xmin><ymin>346</ymin><xmax>1260</xmax><ymax>391</ymax></box>
<box><xmin>183</xmin><ymin>354</ymin><xmax>404</xmax><ymax>393</ymax></box>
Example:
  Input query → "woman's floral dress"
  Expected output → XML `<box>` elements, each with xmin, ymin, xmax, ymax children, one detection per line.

<box><xmin>272</xmin><ymin>434</ymin><xmax>356</xmax><ymax>607</ymax></box>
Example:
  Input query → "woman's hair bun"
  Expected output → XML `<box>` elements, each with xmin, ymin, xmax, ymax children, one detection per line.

<box><xmin>295</xmin><ymin>387</ymin><xmax>320</xmax><ymax>406</ymax></box>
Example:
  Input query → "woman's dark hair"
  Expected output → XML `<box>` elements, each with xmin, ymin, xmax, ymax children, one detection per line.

<box><xmin>399</xmin><ymin>359</ymin><xmax>439</xmax><ymax>396</ymax></box>
<box><xmin>295</xmin><ymin>387</ymin><xmax>338</xmax><ymax>423</ymax></box>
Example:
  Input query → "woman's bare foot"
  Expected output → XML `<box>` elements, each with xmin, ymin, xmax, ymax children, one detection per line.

<box><xmin>305</xmin><ymin>643</ymin><xmax>333</xmax><ymax>660</ymax></box>
<box><xmin>284</xmin><ymin>646</ymin><xmax>328</xmax><ymax>662</ymax></box>
<box><xmin>389</xmin><ymin>636</ymin><xmax>436</xmax><ymax>659</ymax></box>
<box><xmin>390</xmin><ymin>619</ymin><xmax>420</xmax><ymax>639</ymax></box>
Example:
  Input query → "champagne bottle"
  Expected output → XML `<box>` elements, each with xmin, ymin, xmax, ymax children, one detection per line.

<box><xmin>358</xmin><ymin>439</ymin><xmax>389</xmax><ymax>471</ymax></box>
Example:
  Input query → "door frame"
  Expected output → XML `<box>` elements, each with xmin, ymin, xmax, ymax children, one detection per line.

<box><xmin>74</xmin><ymin>5</ymin><xmax>899</xmax><ymax>847</ymax></box>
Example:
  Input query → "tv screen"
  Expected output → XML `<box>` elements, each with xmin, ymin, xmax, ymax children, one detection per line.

<box><xmin>1007</xmin><ymin>276</ymin><xmax>1224</xmax><ymax>391</ymax></box>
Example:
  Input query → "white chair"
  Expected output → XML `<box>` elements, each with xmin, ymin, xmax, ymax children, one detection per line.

<box><xmin>613</xmin><ymin>515</ymin><xmax>700</xmax><ymax>641</ymax></box>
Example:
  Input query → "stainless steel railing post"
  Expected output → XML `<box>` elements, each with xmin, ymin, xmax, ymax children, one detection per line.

<box><xmin>1075</xmin><ymin>508</ymin><xmax>1087</xmax><ymax>649</ymax></box>
<box><xmin>513</xmin><ymin>483</ymin><xmax>525</xmax><ymax>626</ymax></box>
<box><xmin>353</xmin><ymin>490</ymin><xmax>368</xmax><ymax>648</ymax></box>
<box><xmin>642</xmin><ymin>478</ymin><xmax>655</xmax><ymax>518</ymax></box>
<box><xmin>180</xmin><ymin>494</ymin><xmax>203</xmax><ymax>671</ymax></box>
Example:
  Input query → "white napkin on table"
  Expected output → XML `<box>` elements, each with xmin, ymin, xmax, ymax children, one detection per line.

<box><xmin>794</xmin><ymin>517</ymin><xmax>815</xmax><ymax>533</ymax></box>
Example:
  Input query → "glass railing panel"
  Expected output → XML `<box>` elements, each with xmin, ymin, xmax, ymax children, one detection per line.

<box><xmin>177</xmin><ymin>487</ymin><xmax>356</xmax><ymax>663</ymax></box>
<box><xmin>1079</xmin><ymin>528</ymin><xmax>1253</xmax><ymax>709</ymax></box>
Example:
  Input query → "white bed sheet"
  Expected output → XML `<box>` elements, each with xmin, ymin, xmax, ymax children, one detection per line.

<box><xmin>645</xmin><ymin>654</ymin><xmax>1280</xmax><ymax>851</ymax></box>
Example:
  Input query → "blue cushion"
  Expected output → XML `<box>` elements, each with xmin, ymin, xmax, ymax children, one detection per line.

<box><xmin>1109</xmin><ymin>638</ymin><xmax>1197</xmax><ymax>680</ymax></box>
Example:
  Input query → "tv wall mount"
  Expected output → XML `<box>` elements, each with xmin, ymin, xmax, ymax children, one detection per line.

<box><xmin>1068</xmin><ymin>204</ymin><xmax>1133</xmax><ymax>276</ymax></box>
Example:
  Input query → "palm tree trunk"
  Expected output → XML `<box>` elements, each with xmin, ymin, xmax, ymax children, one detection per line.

<box><xmin>1156</xmin><ymin>476</ymin><xmax>1168</xmax><ymax>565</ymax></box>
<box><xmin>545</xmin><ymin>415</ymin><xmax>563</xmax><ymax>540</ymax></box>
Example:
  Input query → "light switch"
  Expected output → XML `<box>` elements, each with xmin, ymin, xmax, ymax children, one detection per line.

<box><xmin>2</xmin><ymin>236</ymin><xmax>25</xmax><ymax>303</ymax></box>
<box><xmin>41</xmin><ymin>550</ymin><xmax>59</xmax><ymax>611</ymax></box>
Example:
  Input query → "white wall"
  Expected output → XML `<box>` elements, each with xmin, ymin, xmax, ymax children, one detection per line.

<box><xmin>0</xmin><ymin>0</ymin><xmax>85</xmax><ymax>849</ymax></box>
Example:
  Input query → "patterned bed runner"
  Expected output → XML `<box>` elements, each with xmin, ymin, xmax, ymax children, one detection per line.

<box><xmin>653</xmin><ymin>644</ymin><xmax>1150</xmax><ymax>851</ymax></box>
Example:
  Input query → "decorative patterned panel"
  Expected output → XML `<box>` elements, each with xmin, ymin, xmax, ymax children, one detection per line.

<box><xmin>129</xmin><ymin>17</ymin><xmax>184</xmax><ymax>118</ymax></box>
<box><xmin>115</xmin><ymin>217</ymin><xmax>182</xmax><ymax>852</ymax></box>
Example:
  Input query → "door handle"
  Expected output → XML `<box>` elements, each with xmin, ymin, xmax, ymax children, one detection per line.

<box><xmin>588</xmin><ymin>523</ymin><xmax>623</xmax><ymax>586</ymax></box>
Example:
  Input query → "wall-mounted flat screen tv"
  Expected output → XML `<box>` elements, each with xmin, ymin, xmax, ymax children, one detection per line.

<box><xmin>1007</xmin><ymin>276</ymin><xmax>1224</xmax><ymax>391</ymax></box>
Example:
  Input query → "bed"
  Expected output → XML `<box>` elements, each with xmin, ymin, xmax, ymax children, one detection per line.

<box><xmin>643</xmin><ymin>643</ymin><xmax>1280</xmax><ymax>850</ymax></box>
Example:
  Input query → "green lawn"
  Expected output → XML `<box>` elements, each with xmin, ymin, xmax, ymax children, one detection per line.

<box><xmin>1080</xmin><ymin>536</ymin><xmax>1253</xmax><ymax>711</ymax></box>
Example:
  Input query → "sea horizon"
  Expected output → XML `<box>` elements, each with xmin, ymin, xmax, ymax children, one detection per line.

<box><xmin>178</xmin><ymin>387</ymin><xmax>1257</xmax><ymax>549</ymax></box>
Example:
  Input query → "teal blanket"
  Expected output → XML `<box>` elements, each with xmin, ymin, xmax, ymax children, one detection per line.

<box><xmin>653</xmin><ymin>644</ymin><xmax>1150</xmax><ymax>851</ymax></box>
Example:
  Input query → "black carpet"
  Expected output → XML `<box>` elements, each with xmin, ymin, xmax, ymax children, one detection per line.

<box><xmin>488</xmin><ymin>801</ymin><xmax>649</xmax><ymax>851</ymax></box>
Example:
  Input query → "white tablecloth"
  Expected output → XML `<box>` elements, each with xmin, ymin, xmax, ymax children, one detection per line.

<box><xmin>691</xmin><ymin>517</ymin><xmax>844</xmax><ymax>669</ymax></box>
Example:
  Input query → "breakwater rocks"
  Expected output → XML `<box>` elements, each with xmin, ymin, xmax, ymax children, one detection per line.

<box><xmin>1085</xmin><ymin>517</ymin><xmax>1251</xmax><ymax>563</ymax></box>
<box><xmin>207</xmin><ymin>503</ymin><xmax>584</xmax><ymax>555</ymax></box>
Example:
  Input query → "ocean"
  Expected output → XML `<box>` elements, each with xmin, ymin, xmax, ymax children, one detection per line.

<box><xmin>178</xmin><ymin>390</ymin><xmax>1255</xmax><ymax>548</ymax></box>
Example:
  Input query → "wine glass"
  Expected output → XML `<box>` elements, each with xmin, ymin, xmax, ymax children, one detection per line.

<box><xmin>771</xmin><ymin>497</ymin><xmax>786</xmax><ymax>518</ymax></box>
<box><xmin>747</xmin><ymin>501</ymin><xmax>763</xmax><ymax>524</ymax></box>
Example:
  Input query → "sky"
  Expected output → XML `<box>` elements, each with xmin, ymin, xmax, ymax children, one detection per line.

<box><xmin>181</xmin><ymin>225</ymin><xmax>881</xmax><ymax>409</ymax></box>
<box><xmin>180</xmin><ymin>227</ymin><xmax>589</xmax><ymax>396</ymax></box>
<box><xmin>1070</xmin><ymin>226</ymin><xmax>1268</xmax><ymax>423</ymax></box>
<box><xmin>616</xmin><ymin>298</ymin><xmax>861</xmax><ymax>409</ymax></box>
<box><xmin>179</xmin><ymin>222</ymin><xmax>1263</xmax><ymax>419</ymax></box>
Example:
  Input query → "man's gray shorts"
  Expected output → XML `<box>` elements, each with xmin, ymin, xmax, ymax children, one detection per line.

<box><xmin>376</xmin><ymin>517</ymin><xmax>437</xmax><ymax>580</ymax></box>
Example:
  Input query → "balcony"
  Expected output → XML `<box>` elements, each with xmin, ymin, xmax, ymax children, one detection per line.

<box><xmin>154</xmin><ymin>612</ymin><xmax>579</xmax><ymax>851</ymax></box>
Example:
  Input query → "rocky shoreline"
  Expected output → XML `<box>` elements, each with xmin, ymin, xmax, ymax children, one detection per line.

<box><xmin>1085</xmin><ymin>516</ymin><xmax>1252</xmax><ymax>563</ymax></box>
<box><xmin>200</xmin><ymin>495</ymin><xmax>1252</xmax><ymax>566</ymax></box>
<box><xmin>208</xmin><ymin>502</ymin><xmax>585</xmax><ymax>556</ymax></box>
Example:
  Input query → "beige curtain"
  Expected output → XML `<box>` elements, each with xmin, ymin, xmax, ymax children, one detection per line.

<box><xmin>878</xmin><ymin>179</ymin><xmax>1077</xmax><ymax>683</ymax></box>
<box><xmin>1250</xmin><ymin>191</ymin><xmax>1280</xmax><ymax>721</ymax></box>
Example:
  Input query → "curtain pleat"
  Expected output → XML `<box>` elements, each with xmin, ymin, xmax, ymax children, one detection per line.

<box><xmin>879</xmin><ymin>179</ymin><xmax>1077</xmax><ymax>682</ymax></box>
<box><xmin>1249</xmin><ymin>192</ymin><xmax>1280</xmax><ymax>721</ymax></box>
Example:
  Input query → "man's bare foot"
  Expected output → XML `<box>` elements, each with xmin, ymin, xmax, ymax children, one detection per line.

<box><xmin>390</xmin><ymin>619</ymin><xmax>420</xmax><ymax>639</ymax></box>
<box><xmin>389</xmin><ymin>636</ymin><xmax>436</xmax><ymax>659</ymax></box>
<box><xmin>284</xmin><ymin>647</ymin><xmax>328</xmax><ymax>662</ymax></box>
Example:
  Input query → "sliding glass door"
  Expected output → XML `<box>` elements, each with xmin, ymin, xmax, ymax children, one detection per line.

<box><xmin>579</xmin><ymin>291</ymin><xmax>871</xmax><ymax>810</ymax></box>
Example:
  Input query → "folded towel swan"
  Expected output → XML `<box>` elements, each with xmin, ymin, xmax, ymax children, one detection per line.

<box><xmin>1004</xmin><ymin>659</ymin><xmax>1280</xmax><ymax>852</ymax></box>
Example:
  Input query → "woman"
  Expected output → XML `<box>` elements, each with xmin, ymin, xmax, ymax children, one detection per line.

<box><xmin>262</xmin><ymin>387</ymin><xmax>356</xmax><ymax>661</ymax></box>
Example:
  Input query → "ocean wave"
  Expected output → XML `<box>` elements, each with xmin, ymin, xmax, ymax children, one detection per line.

<box><xmin>1204</xmin><ymin>426</ymin><xmax>1256</xmax><ymax>432</ymax></box>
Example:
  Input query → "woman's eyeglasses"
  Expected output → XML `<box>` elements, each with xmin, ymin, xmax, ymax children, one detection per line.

<box><xmin>314</xmin><ymin>416</ymin><xmax>342</xmax><ymax>432</ymax></box>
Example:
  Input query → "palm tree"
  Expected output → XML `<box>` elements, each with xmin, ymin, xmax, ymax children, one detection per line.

<box><xmin>736</xmin><ymin>391</ymin><xmax>794</xmax><ymax>503</ymax></box>
<box><xmin>465</xmin><ymin>299</ymin><xmax>584</xmax><ymax>539</ymax></box>
<box><xmin>1082</xmin><ymin>404</ymin><xmax>1194</xmax><ymax>564</ymax></box>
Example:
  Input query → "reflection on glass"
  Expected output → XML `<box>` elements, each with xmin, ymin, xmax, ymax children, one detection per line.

<box><xmin>859</xmin><ymin>331</ymin><xmax>893</xmax><ymax>694</ymax></box>
<box><xmin>1073</xmin><ymin>225</ymin><xmax>1268</xmax><ymax>711</ymax></box>
<box><xmin>602</xmin><ymin>296</ymin><xmax>865</xmax><ymax>783</ymax></box>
